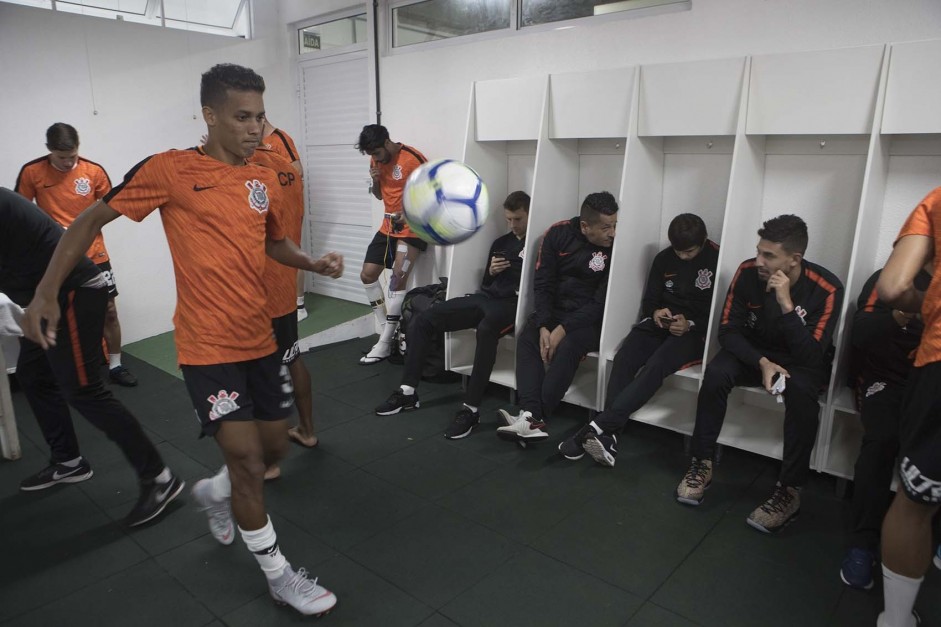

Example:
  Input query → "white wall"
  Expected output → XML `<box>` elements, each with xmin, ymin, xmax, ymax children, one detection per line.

<box><xmin>378</xmin><ymin>0</ymin><xmax>941</xmax><ymax>171</ymax></box>
<box><xmin>0</xmin><ymin>1</ymin><xmax>295</xmax><ymax>344</ymax></box>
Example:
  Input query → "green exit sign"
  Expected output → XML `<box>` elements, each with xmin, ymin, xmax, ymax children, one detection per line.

<box><xmin>303</xmin><ymin>31</ymin><xmax>321</xmax><ymax>50</ymax></box>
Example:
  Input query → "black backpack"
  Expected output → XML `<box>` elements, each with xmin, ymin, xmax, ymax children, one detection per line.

<box><xmin>390</xmin><ymin>278</ymin><xmax>458</xmax><ymax>381</ymax></box>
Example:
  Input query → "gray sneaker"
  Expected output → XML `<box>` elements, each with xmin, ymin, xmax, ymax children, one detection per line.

<box><xmin>269</xmin><ymin>565</ymin><xmax>337</xmax><ymax>616</ymax></box>
<box><xmin>191</xmin><ymin>478</ymin><xmax>235</xmax><ymax>545</ymax></box>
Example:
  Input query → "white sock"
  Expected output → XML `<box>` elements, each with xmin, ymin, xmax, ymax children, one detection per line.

<box><xmin>155</xmin><ymin>467</ymin><xmax>171</xmax><ymax>484</ymax></box>
<box><xmin>60</xmin><ymin>456</ymin><xmax>82</xmax><ymax>468</ymax></box>
<box><xmin>881</xmin><ymin>564</ymin><xmax>922</xmax><ymax>627</ymax></box>
<box><xmin>364</xmin><ymin>281</ymin><xmax>386</xmax><ymax>329</ymax></box>
<box><xmin>109</xmin><ymin>353</ymin><xmax>122</xmax><ymax>369</ymax></box>
<box><xmin>240</xmin><ymin>517</ymin><xmax>288</xmax><ymax>580</ymax></box>
<box><xmin>463</xmin><ymin>403</ymin><xmax>478</xmax><ymax>413</ymax></box>
<box><xmin>209</xmin><ymin>466</ymin><xmax>231</xmax><ymax>500</ymax></box>
<box><xmin>296</xmin><ymin>296</ymin><xmax>305</xmax><ymax>307</ymax></box>
<box><xmin>400</xmin><ymin>384</ymin><xmax>415</xmax><ymax>396</ymax></box>
<box><xmin>589</xmin><ymin>421</ymin><xmax>603</xmax><ymax>435</ymax></box>
<box><xmin>379</xmin><ymin>290</ymin><xmax>405</xmax><ymax>344</ymax></box>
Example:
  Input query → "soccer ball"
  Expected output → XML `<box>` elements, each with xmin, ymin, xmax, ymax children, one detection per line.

<box><xmin>402</xmin><ymin>159</ymin><xmax>489</xmax><ymax>245</ymax></box>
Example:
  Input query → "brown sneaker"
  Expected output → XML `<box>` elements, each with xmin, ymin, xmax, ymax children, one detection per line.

<box><xmin>746</xmin><ymin>483</ymin><xmax>800</xmax><ymax>533</ymax></box>
<box><xmin>675</xmin><ymin>457</ymin><xmax>712</xmax><ymax>506</ymax></box>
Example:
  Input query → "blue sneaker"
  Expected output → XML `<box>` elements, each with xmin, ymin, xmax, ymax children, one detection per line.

<box><xmin>934</xmin><ymin>544</ymin><xmax>940</xmax><ymax>571</ymax></box>
<box><xmin>840</xmin><ymin>547</ymin><xmax>875</xmax><ymax>590</ymax></box>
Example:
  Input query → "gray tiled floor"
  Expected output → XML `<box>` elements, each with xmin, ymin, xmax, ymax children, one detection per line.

<box><xmin>1</xmin><ymin>338</ymin><xmax>939</xmax><ymax>626</ymax></box>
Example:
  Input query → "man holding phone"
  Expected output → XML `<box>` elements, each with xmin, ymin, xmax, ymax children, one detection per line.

<box><xmin>675</xmin><ymin>215</ymin><xmax>843</xmax><ymax>535</ymax></box>
<box><xmin>374</xmin><ymin>191</ymin><xmax>530</xmax><ymax>439</ymax></box>
<box><xmin>559</xmin><ymin>214</ymin><xmax>718</xmax><ymax>467</ymax></box>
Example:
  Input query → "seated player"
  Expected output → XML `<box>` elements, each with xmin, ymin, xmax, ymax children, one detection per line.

<box><xmin>559</xmin><ymin>213</ymin><xmax>719</xmax><ymax>467</ymax></box>
<box><xmin>374</xmin><ymin>191</ymin><xmax>530</xmax><ymax>439</ymax></box>
<box><xmin>355</xmin><ymin>124</ymin><xmax>428</xmax><ymax>365</ymax></box>
<box><xmin>2</xmin><ymin>188</ymin><xmax>182</xmax><ymax>526</ymax></box>
<box><xmin>496</xmin><ymin>192</ymin><xmax>618</xmax><ymax>445</ymax></box>
<box><xmin>839</xmin><ymin>265</ymin><xmax>929</xmax><ymax>589</ymax></box>
<box><xmin>675</xmin><ymin>215</ymin><xmax>843</xmax><ymax>534</ymax></box>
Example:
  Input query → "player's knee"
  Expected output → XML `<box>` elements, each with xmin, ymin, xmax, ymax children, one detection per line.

<box><xmin>360</xmin><ymin>269</ymin><xmax>378</xmax><ymax>284</ymax></box>
<box><xmin>228</xmin><ymin>454</ymin><xmax>266</xmax><ymax>489</ymax></box>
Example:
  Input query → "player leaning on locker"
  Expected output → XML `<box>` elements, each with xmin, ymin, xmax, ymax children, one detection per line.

<box><xmin>15</xmin><ymin>123</ymin><xmax>137</xmax><ymax>387</ymax></box>
<box><xmin>355</xmin><ymin>124</ymin><xmax>429</xmax><ymax>365</ymax></box>
<box><xmin>24</xmin><ymin>63</ymin><xmax>342</xmax><ymax>617</ymax></box>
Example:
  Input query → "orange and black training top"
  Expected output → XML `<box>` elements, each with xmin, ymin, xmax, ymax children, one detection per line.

<box><xmin>718</xmin><ymin>258</ymin><xmax>844</xmax><ymax>370</ymax></box>
<box><xmin>371</xmin><ymin>143</ymin><xmax>426</xmax><ymax>239</ymax></box>
<box><xmin>250</xmin><ymin>147</ymin><xmax>305</xmax><ymax>319</ymax></box>
<box><xmin>103</xmin><ymin>147</ymin><xmax>286</xmax><ymax>366</ymax></box>
<box><xmin>896</xmin><ymin>185</ymin><xmax>941</xmax><ymax>367</ymax></box>
<box><xmin>262</xmin><ymin>128</ymin><xmax>301</xmax><ymax>170</ymax></box>
<box><xmin>15</xmin><ymin>156</ymin><xmax>112</xmax><ymax>263</ymax></box>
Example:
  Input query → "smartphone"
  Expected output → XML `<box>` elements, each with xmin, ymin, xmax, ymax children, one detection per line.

<box><xmin>770</xmin><ymin>372</ymin><xmax>787</xmax><ymax>395</ymax></box>
<box><xmin>492</xmin><ymin>250</ymin><xmax>507</xmax><ymax>261</ymax></box>
<box><xmin>658</xmin><ymin>315</ymin><xmax>676</xmax><ymax>325</ymax></box>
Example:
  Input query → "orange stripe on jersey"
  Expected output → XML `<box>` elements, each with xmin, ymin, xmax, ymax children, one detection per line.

<box><xmin>265</xmin><ymin>129</ymin><xmax>299</xmax><ymax>163</ymax></box>
<box><xmin>105</xmin><ymin>148</ymin><xmax>286</xmax><ymax>365</ymax></box>
<box><xmin>804</xmin><ymin>267</ymin><xmax>838</xmax><ymax>341</ymax></box>
<box><xmin>65</xmin><ymin>292</ymin><xmax>88</xmax><ymax>387</ymax></box>
<box><xmin>534</xmin><ymin>219</ymin><xmax>575</xmax><ymax>271</ymax></box>
<box><xmin>861</xmin><ymin>284</ymin><xmax>879</xmax><ymax>313</ymax></box>
<box><xmin>721</xmin><ymin>260</ymin><xmax>756</xmax><ymax>325</ymax></box>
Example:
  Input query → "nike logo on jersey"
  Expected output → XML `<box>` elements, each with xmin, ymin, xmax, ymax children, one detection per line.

<box><xmin>557</xmin><ymin>251</ymin><xmax>573</xmax><ymax>257</ymax></box>
<box><xmin>193</xmin><ymin>184</ymin><xmax>216</xmax><ymax>192</ymax></box>
<box><xmin>43</xmin><ymin>183</ymin><xmax>56</xmax><ymax>188</ymax></box>
<box><xmin>664</xmin><ymin>273</ymin><xmax>678</xmax><ymax>278</ymax></box>
<box><xmin>746</xmin><ymin>302</ymin><xmax>762</xmax><ymax>309</ymax></box>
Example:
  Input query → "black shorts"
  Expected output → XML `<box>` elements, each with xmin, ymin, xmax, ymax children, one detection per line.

<box><xmin>272</xmin><ymin>312</ymin><xmax>300</xmax><ymax>365</ymax></box>
<box><xmin>96</xmin><ymin>261</ymin><xmax>118</xmax><ymax>298</ymax></box>
<box><xmin>898</xmin><ymin>361</ymin><xmax>941</xmax><ymax>506</ymax></box>
<box><xmin>363</xmin><ymin>231</ymin><xmax>428</xmax><ymax>269</ymax></box>
<box><xmin>180</xmin><ymin>352</ymin><xmax>294</xmax><ymax>438</ymax></box>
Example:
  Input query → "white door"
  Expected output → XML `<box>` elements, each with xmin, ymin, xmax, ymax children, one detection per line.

<box><xmin>298</xmin><ymin>50</ymin><xmax>372</xmax><ymax>303</ymax></box>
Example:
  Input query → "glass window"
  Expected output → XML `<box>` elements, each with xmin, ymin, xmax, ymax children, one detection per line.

<box><xmin>521</xmin><ymin>0</ymin><xmax>686</xmax><ymax>27</ymax></box>
<box><xmin>298</xmin><ymin>13</ymin><xmax>368</xmax><ymax>54</ymax></box>
<box><xmin>58</xmin><ymin>0</ymin><xmax>147</xmax><ymax>13</ymax></box>
<box><xmin>393</xmin><ymin>0</ymin><xmax>512</xmax><ymax>48</ymax></box>
<box><xmin>160</xmin><ymin>0</ymin><xmax>242</xmax><ymax>28</ymax></box>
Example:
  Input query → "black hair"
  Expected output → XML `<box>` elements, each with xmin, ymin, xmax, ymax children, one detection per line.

<box><xmin>46</xmin><ymin>123</ymin><xmax>79</xmax><ymax>151</ymax></box>
<box><xmin>580</xmin><ymin>191</ymin><xmax>619</xmax><ymax>225</ymax></box>
<box><xmin>200</xmin><ymin>63</ymin><xmax>265</xmax><ymax>109</ymax></box>
<box><xmin>758</xmin><ymin>214</ymin><xmax>808</xmax><ymax>255</ymax></box>
<box><xmin>356</xmin><ymin>124</ymin><xmax>390</xmax><ymax>154</ymax></box>
<box><xmin>503</xmin><ymin>190</ymin><xmax>531</xmax><ymax>213</ymax></box>
<box><xmin>667</xmin><ymin>213</ymin><xmax>707</xmax><ymax>251</ymax></box>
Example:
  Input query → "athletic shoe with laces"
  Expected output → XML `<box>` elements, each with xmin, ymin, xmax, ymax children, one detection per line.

<box><xmin>444</xmin><ymin>407</ymin><xmax>480</xmax><ymax>439</ymax></box>
<box><xmin>375</xmin><ymin>389</ymin><xmax>420</xmax><ymax>416</ymax></box>
<box><xmin>558</xmin><ymin>424</ymin><xmax>592</xmax><ymax>460</ymax></box>
<box><xmin>934</xmin><ymin>544</ymin><xmax>941</xmax><ymax>570</ymax></box>
<box><xmin>675</xmin><ymin>457</ymin><xmax>712</xmax><ymax>506</ymax></box>
<box><xmin>746</xmin><ymin>483</ymin><xmax>800</xmax><ymax>533</ymax></box>
<box><xmin>20</xmin><ymin>458</ymin><xmax>94</xmax><ymax>491</ymax></box>
<box><xmin>109</xmin><ymin>365</ymin><xmax>139</xmax><ymax>387</ymax></box>
<box><xmin>269</xmin><ymin>564</ymin><xmax>337</xmax><ymax>616</ymax></box>
<box><xmin>840</xmin><ymin>547</ymin><xmax>875</xmax><ymax>590</ymax></box>
<box><xmin>583</xmin><ymin>432</ymin><xmax>618</xmax><ymax>468</ymax></box>
<box><xmin>496</xmin><ymin>408</ymin><xmax>523</xmax><ymax>427</ymax></box>
<box><xmin>297</xmin><ymin>304</ymin><xmax>308</xmax><ymax>322</ymax></box>
<box><xmin>125</xmin><ymin>472</ymin><xmax>185</xmax><ymax>527</ymax></box>
<box><xmin>191</xmin><ymin>478</ymin><xmax>235</xmax><ymax>545</ymax></box>
<box><xmin>496</xmin><ymin>411</ymin><xmax>549</xmax><ymax>443</ymax></box>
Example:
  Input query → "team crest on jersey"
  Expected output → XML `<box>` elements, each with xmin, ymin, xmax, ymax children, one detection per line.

<box><xmin>245</xmin><ymin>179</ymin><xmax>269</xmax><ymax>214</ymax></box>
<box><xmin>74</xmin><ymin>177</ymin><xmax>91</xmax><ymax>196</ymax></box>
<box><xmin>588</xmin><ymin>251</ymin><xmax>607</xmax><ymax>272</ymax></box>
<box><xmin>794</xmin><ymin>305</ymin><xmax>808</xmax><ymax>324</ymax></box>
<box><xmin>695</xmin><ymin>269</ymin><xmax>714</xmax><ymax>291</ymax></box>
<box><xmin>207</xmin><ymin>390</ymin><xmax>240</xmax><ymax>421</ymax></box>
<box><xmin>392</xmin><ymin>164</ymin><xmax>403</xmax><ymax>180</ymax></box>
<box><xmin>747</xmin><ymin>311</ymin><xmax>758</xmax><ymax>328</ymax></box>
<box><xmin>865</xmin><ymin>382</ymin><xmax>886</xmax><ymax>398</ymax></box>
<box><xmin>665</xmin><ymin>280</ymin><xmax>674</xmax><ymax>292</ymax></box>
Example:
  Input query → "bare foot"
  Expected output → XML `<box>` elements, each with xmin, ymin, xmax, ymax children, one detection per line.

<box><xmin>288</xmin><ymin>426</ymin><xmax>319</xmax><ymax>448</ymax></box>
<box><xmin>264</xmin><ymin>465</ymin><xmax>281</xmax><ymax>481</ymax></box>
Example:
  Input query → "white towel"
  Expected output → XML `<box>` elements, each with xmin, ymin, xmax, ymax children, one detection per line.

<box><xmin>0</xmin><ymin>293</ymin><xmax>25</xmax><ymax>337</ymax></box>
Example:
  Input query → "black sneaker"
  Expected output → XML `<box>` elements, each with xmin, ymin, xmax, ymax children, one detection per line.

<box><xmin>109</xmin><ymin>366</ymin><xmax>138</xmax><ymax>387</ymax></box>
<box><xmin>20</xmin><ymin>458</ymin><xmax>94</xmax><ymax>491</ymax></box>
<box><xmin>583</xmin><ymin>432</ymin><xmax>618</xmax><ymax>467</ymax></box>
<box><xmin>375</xmin><ymin>389</ymin><xmax>420</xmax><ymax>416</ymax></box>
<box><xmin>558</xmin><ymin>425</ymin><xmax>592</xmax><ymax>461</ymax></box>
<box><xmin>444</xmin><ymin>407</ymin><xmax>480</xmax><ymax>439</ymax></box>
<box><xmin>125</xmin><ymin>472</ymin><xmax>185</xmax><ymax>527</ymax></box>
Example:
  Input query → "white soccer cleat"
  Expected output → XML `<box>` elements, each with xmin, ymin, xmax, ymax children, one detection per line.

<box><xmin>269</xmin><ymin>565</ymin><xmax>337</xmax><ymax>616</ymax></box>
<box><xmin>191</xmin><ymin>478</ymin><xmax>235</xmax><ymax>546</ymax></box>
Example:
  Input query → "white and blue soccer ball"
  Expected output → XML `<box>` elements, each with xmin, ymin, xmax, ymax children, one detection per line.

<box><xmin>402</xmin><ymin>159</ymin><xmax>489</xmax><ymax>245</ymax></box>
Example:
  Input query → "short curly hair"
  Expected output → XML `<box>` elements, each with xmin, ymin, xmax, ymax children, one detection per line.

<box><xmin>355</xmin><ymin>124</ymin><xmax>390</xmax><ymax>154</ymax></box>
<box><xmin>667</xmin><ymin>213</ymin><xmax>707</xmax><ymax>251</ymax></box>
<box><xmin>200</xmin><ymin>64</ymin><xmax>265</xmax><ymax>109</ymax></box>
<box><xmin>580</xmin><ymin>191</ymin><xmax>619</xmax><ymax>225</ymax></box>
<box><xmin>758</xmin><ymin>214</ymin><xmax>808</xmax><ymax>255</ymax></box>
